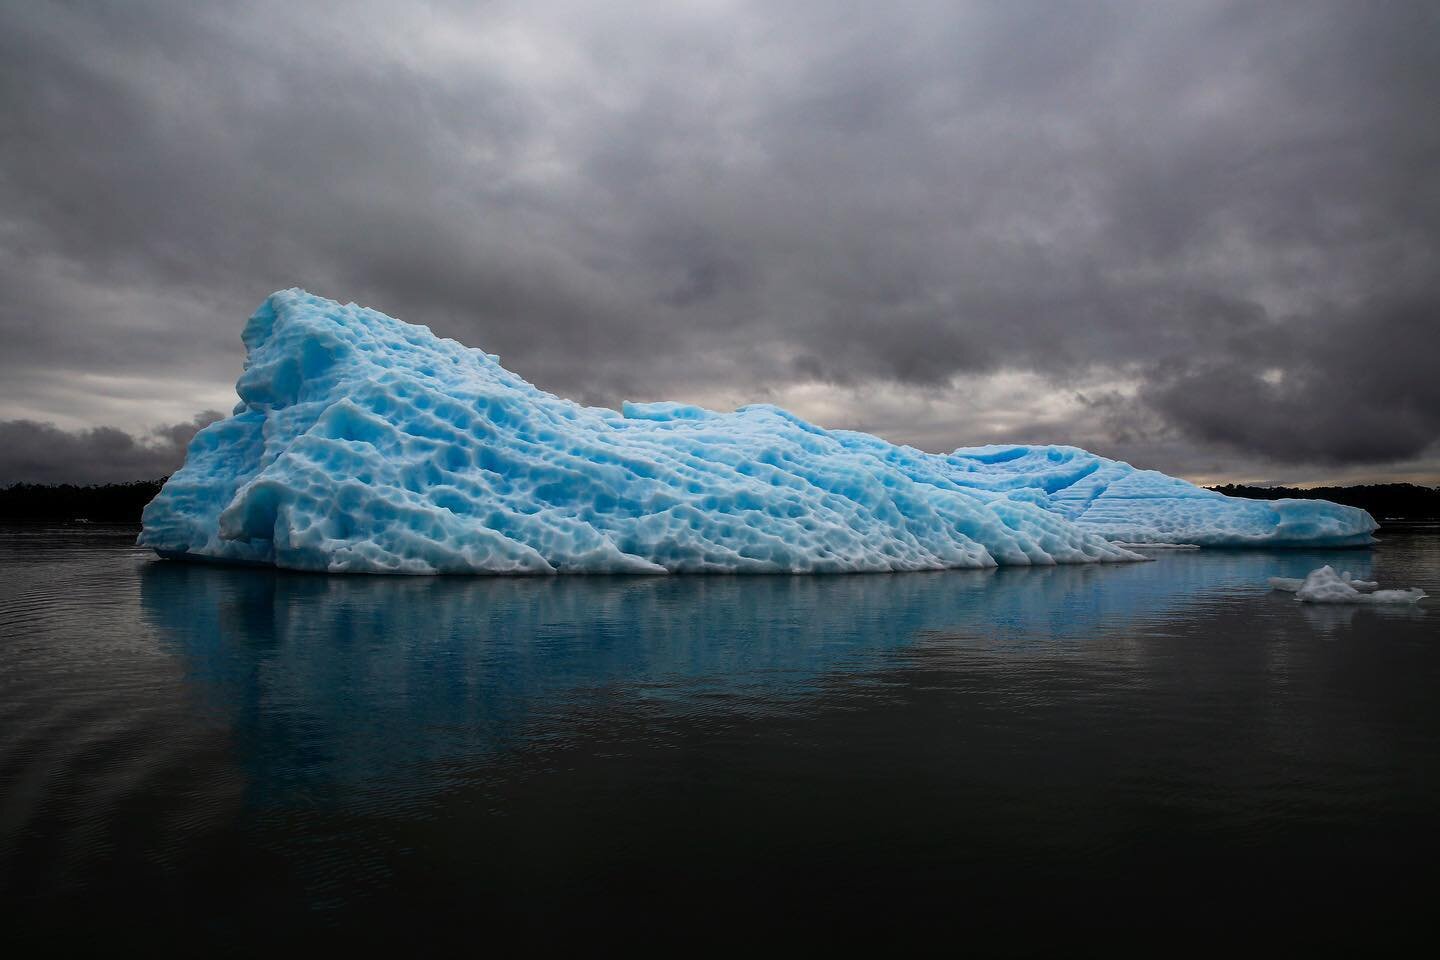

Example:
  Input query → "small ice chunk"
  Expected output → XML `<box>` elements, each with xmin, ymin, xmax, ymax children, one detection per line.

<box><xmin>1270</xmin><ymin>569</ymin><xmax>1378</xmax><ymax>593</ymax></box>
<box><xmin>1277</xmin><ymin>565</ymin><xmax>1426</xmax><ymax>605</ymax></box>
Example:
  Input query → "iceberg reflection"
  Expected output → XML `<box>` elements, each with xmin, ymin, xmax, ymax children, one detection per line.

<box><xmin>140</xmin><ymin>547</ymin><xmax>1372</xmax><ymax>804</ymax></box>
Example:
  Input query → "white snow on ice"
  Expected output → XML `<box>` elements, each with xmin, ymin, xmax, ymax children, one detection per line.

<box><xmin>139</xmin><ymin>290</ymin><xmax>1380</xmax><ymax>574</ymax></box>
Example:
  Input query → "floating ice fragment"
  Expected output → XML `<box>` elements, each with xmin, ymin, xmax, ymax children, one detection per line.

<box><xmin>1269</xmin><ymin>570</ymin><xmax>1378</xmax><ymax>593</ymax></box>
<box><xmin>139</xmin><ymin>290</ymin><xmax>1380</xmax><ymax>574</ymax></box>
<box><xmin>1272</xmin><ymin>566</ymin><xmax>1425</xmax><ymax>604</ymax></box>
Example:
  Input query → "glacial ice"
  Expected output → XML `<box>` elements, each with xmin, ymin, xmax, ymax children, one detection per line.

<box><xmin>139</xmin><ymin>290</ymin><xmax>1379</xmax><ymax>574</ymax></box>
<box><xmin>1271</xmin><ymin>566</ymin><xmax>1426</xmax><ymax>604</ymax></box>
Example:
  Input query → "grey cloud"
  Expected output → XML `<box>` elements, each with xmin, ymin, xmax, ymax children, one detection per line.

<box><xmin>1142</xmin><ymin>296</ymin><xmax>1440</xmax><ymax>465</ymax></box>
<box><xmin>1</xmin><ymin>0</ymin><xmax>1437</xmax><ymax>483</ymax></box>
<box><xmin>0</xmin><ymin>412</ymin><xmax>225</xmax><ymax>485</ymax></box>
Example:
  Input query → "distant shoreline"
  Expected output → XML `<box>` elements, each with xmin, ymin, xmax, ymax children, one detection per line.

<box><xmin>4</xmin><ymin>478</ymin><xmax>1438</xmax><ymax>525</ymax></box>
<box><xmin>0</xmin><ymin>479</ymin><xmax>165</xmax><ymax>524</ymax></box>
<box><xmin>1208</xmin><ymin>483</ymin><xmax>1440</xmax><ymax>522</ymax></box>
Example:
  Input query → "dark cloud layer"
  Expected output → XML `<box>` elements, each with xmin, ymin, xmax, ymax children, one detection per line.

<box><xmin>2</xmin><ymin>0</ymin><xmax>1437</xmax><ymax>484</ymax></box>
<box><xmin>0</xmin><ymin>412</ymin><xmax>223</xmax><ymax>485</ymax></box>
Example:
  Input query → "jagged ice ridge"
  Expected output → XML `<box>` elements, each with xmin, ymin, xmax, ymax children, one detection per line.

<box><xmin>139</xmin><ymin>290</ymin><xmax>1378</xmax><ymax>574</ymax></box>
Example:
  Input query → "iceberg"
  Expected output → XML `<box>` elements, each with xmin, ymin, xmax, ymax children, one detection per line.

<box><xmin>1271</xmin><ymin>565</ymin><xmax>1426</xmax><ymax>604</ymax></box>
<box><xmin>139</xmin><ymin>290</ymin><xmax>1378</xmax><ymax>574</ymax></box>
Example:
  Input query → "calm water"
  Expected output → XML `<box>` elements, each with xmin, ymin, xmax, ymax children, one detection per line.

<box><xmin>3</xmin><ymin>523</ymin><xmax>1438</xmax><ymax>952</ymax></box>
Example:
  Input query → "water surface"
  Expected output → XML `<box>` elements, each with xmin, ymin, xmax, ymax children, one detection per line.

<box><xmin>3</xmin><ymin>524</ymin><xmax>1438</xmax><ymax>951</ymax></box>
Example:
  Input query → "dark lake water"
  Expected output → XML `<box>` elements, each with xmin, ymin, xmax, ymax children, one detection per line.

<box><xmin>3</xmin><ymin>523</ymin><xmax>1438</xmax><ymax>952</ymax></box>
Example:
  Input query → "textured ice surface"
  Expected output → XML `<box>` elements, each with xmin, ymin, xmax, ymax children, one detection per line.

<box><xmin>139</xmin><ymin>290</ymin><xmax>1378</xmax><ymax>574</ymax></box>
<box><xmin>1272</xmin><ymin>566</ymin><xmax>1426</xmax><ymax>604</ymax></box>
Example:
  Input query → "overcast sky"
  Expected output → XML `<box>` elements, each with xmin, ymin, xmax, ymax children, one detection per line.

<box><xmin>2</xmin><ymin>0</ymin><xmax>1438</xmax><ymax>485</ymax></box>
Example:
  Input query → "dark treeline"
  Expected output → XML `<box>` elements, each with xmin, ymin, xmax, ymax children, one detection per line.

<box><xmin>1208</xmin><ymin>483</ymin><xmax>1440</xmax><ymax>520</ymax></box>
<box><xmin>0</xmin><ymin>480</ymin><xmax>165</xmax><ymax>523</ymax></box>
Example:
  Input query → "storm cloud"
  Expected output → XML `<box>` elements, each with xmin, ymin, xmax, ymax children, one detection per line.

<box><xmin>2</xmin><ymin>0</ymin><xmax>1437</xmax><ymax>485</ymax></box>
<box><xmin>0</xmin><ymin>412</ymin><xmax>223</xmax><ymax>485</ymax></box>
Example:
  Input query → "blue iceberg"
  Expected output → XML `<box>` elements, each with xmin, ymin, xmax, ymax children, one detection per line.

<box><xmin>139</xmin><ymin>290</ymin><xmax>1377</xmax><ymax>573</ymax></box>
